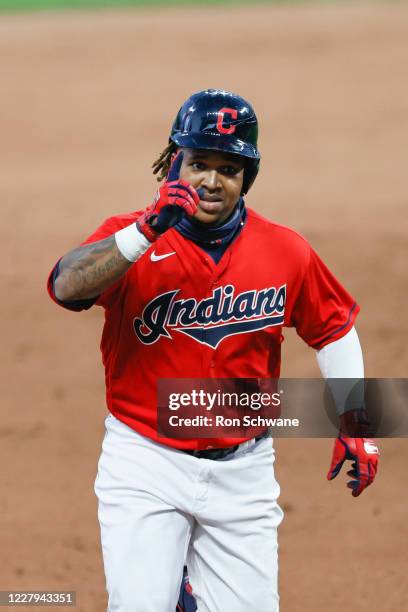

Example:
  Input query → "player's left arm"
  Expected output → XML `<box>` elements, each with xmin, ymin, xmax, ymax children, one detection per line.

<box><xmin>316</xmin><ymin>327</ymin><xmax>379</xmax><ymax>497</ymax></box>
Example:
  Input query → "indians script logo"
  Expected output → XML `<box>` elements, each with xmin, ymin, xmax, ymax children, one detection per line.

<box><xmin>133</xmin><ymin>284</ymin><xmax>286</xmax><ymax>348</ymax></box>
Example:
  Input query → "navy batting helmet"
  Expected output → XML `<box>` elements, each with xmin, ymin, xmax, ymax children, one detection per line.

<box><xmin>170</xmin><ymin>89</ymin><xmax>260</xmax><ymax>195</ymax></box>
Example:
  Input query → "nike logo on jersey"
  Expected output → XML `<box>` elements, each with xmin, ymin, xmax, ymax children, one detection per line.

<box><xmin>150</xmin><ymin>250</ymin><xmax>176</xmax><ymax>262</ymax></box>
<box><xmin>133</xmin><ymin>284</ymin><xmax>286</xmax><ymax>348</ymax></box>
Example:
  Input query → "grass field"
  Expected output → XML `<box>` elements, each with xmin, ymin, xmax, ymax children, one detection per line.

<box><xmin>0</xmin><ymin>0</ymin><xmax>300</xmax><ymax>11</ymax></box>
<box><xmin>1</xmin><ymin>0</ymin><xmax>388</xmax><ymax>15</ymax></box>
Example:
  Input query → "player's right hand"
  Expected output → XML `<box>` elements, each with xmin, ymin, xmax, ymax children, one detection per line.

<box><xmin>136</xmin><ymin>151</ymin><xmax>201</xmax><ymax>242</ymax></box>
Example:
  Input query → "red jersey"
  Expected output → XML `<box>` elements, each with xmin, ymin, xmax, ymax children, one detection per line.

<box><xmin>48</xmin><ymin>208</ymin><xmax>359</xmax><ymax>449</ymax></box>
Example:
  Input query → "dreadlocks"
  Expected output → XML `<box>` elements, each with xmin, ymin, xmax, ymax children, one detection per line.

<box><xmin>152</xmin><ymin>141</ymin><xmax>177</xmax><ymax>183</ymax></box>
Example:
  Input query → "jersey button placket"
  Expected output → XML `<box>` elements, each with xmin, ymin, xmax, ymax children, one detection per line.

<box><xmin>203</xmin><ymin>276</ymin><xmax>219</xmax><ymax>369</ymax></box>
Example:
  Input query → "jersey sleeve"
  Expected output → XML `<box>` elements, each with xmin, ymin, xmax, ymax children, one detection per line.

<box><xmin>290</xmin><ymin>247</ymin><xmax>360</xmax><ymax>349</ymax></box>
<box><xmin>47</xmin><ymin>259</ymin><xmax>99</xmax><ymax>311</ymax></box>
<box><xmin>47</xmin><ymin>213</ymin><xmax>140</xmax><ymax>311</ymax></box>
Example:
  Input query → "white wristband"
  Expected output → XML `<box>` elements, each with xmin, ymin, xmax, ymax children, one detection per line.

<box><xmin>115</xmin><ymin>223</ymin><xmax>151</xmax><ymax>262</ymax></box>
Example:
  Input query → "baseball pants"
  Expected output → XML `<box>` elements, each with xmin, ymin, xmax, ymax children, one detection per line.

<box><xmin>94</xmin><ymin>414</ymin><xmax>283</xmax><ymax>612</ymax></box>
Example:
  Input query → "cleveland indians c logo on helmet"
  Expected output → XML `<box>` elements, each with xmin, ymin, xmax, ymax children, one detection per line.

<box><xmin>216</xmin><ymin>108</ymin><xmax>238</xmax><ymax>134</ymax></box>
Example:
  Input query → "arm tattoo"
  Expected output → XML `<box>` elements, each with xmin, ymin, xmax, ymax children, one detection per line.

<box><xmin>54</xmin><ymin>235</ymin><xmax>133</xmax><ymax>301</ymax></box>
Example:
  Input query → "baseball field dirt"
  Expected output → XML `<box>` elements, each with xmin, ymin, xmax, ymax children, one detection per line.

<box><xmin>0</xmin><ymin>2</ymin><xmax>407</xmax><ymax>610</ymax></box>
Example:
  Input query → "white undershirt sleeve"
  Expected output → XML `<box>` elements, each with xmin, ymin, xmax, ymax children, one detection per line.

<box><xmin>316</xmin><ymin>326</ymin><xmax>365</xmax><ymax>415</ymax></box>
<box><xmin>316</xmin><ymin>326</ymin><xmax>364</xmax><ymax>379</ymax></box>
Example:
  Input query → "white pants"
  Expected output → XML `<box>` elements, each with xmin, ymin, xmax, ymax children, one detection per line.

<box><xmin>94</xmin><ymin>414</ymin><xmax>283</xmax><ymax>612</ymax></box>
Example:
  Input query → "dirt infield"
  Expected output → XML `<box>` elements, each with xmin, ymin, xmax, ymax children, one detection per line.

<box><xmin>0</xmin><ymin>2</ymin><xmax>407</xmax><ymax>610</ymax></box>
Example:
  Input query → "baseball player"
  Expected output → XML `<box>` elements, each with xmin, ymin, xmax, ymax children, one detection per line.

<box><xmin>47</xmin><ymin>89</ymin><xmax>379</xmax><ymax>612</ymax></box>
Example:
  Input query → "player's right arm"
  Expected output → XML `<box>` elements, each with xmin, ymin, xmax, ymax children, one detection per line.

<box><xmin>54</xmin><ymin>235</ymin><xmax>134</xmax><ymax>301</ymax></box>
<box><xmin>53</xmin><ymin>152</ymin><xmax>199</xmax><ymax>303</ymax></box>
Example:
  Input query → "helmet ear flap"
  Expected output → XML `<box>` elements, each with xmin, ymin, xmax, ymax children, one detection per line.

<box><xmin>242</xmin><ymin>159</ymin><xmax>260</xmax><ymax>195</ymax></box>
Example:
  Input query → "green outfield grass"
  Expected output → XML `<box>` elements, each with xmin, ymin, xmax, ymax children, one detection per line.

<box><xmin>0</xmin><ymin>0</ymin><xmax>305</xmax><ymax>12</ymax></box>
<box><xmin>0</xmin><ymin>0</ymin><xmax>394</xmax><ymax>12</ymax></box>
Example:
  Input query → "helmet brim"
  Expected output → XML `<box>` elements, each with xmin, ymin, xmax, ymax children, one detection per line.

<box><xmin>170</xmin><ymin>132</ymin><xmax>260</xmax><ymax>160</ymax></box>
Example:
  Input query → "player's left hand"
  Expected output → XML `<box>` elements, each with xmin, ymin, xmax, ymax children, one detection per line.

<box><xmin>327</xmin><ymin>437</ymin><xmax>379</xmax><ymax>497</ymax></box>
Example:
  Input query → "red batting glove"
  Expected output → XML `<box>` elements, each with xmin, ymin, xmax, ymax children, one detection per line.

<box><xmin>137</xmin><ymin>151</ymin><xmax>200</xmax><ymax>242</ymax></box>
<box><xmin>327</xmin><ymin>437</ymin><xmax>379</xmax><ymax>497</ymax></box>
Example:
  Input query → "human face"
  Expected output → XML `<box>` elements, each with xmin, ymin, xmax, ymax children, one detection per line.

<box><xmin>179</xmin><ymin>148</ymin><xmax>245</xmax><ymax>225</ymax></box>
